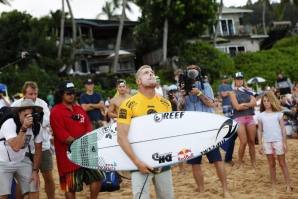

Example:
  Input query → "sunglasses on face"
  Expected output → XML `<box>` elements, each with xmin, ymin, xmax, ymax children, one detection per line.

<box><xmin>65</xmin><ymin>91</ymin><xmax>75</xmax><ymax>95</ymax></box>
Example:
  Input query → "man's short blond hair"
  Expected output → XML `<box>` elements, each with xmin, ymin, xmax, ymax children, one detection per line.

<box><xmin>22</xmin><ymin>81</ymin><xmax>38</xmax><ymax>94</ymax></box>
<box><xmin>136</xmin><ymin>65</ymin><xmax>152</xmax><ymax>78</ymax></box>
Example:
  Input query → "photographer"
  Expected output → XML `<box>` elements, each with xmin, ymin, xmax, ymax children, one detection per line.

<box><xmin>177</xmin><ymin>65</ymin><xmax>230</xmax><ymax>197</ymax></box>
<box><xmin>0</xmin><ymin>99</ymin><xmax>43</xmax><ymax>198</ymax></box>
<box><xmin>12</xmin><ymin>81</ymin><xmax>55</xmax><ymax>199</ymax></box>
<box><xmin>0</xmin><ymin>90</ymin><xmax>11</xmax><ymax>108</ymax></box>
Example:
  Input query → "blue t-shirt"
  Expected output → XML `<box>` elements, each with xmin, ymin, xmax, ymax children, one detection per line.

<box><xmin>178</xmin><ymin>82</ymin><xmax>214</xmax><ymax>113</ymax></box>
<box><xmin>218</xmin><ymin>84</ymin><xmax>233</xmax><ymax>106</ymax></box>
<box><xmin>80</xmin><ymin>92</ymin><xmax>103</xmax><ymax>121</ymax></box>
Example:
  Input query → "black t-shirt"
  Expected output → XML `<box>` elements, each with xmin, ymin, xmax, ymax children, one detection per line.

<box><xmin>281</xmin><ymin>103</ymin><xmax>291</xmax><ymax>110</ymax></box>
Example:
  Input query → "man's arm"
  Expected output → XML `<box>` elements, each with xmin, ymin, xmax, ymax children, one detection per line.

<box><xmin>108</xmin><ymin>98</ymin><xmax>118</xmax><ymax>118</ymax></box>
<box><xmin>81</xmin><ymin>103</ymin><xmax>95</xmax><ymax>111</ymax></box>
<box><xmin>29</xmin><ymin>142</ymin><xmax>41</xmax><ymax>188</ymax></box>
<box><xmin>117</xmin><ymin>123</ymin><xmax>153</xmax><ymax>174</ymax></box>
<box><xmin>90</xmin><ymin>100</ymin><xmax>105</xmax><ymax>110</ymax></box>
<box><xmin>189</xmin><ymin>87</ymin><xmax>214</xmax><ymax>108</ymax></box>
<box><xmin>7</xmin><ymin>132</ymin><xmax>27</xmax><ymax>152</ymax></box>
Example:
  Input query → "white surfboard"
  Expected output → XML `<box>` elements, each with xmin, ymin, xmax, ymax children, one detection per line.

<box><xmin>67</xmin><ymin>111</ymin><xmax>239</xmax><ymax>171</ymax></box>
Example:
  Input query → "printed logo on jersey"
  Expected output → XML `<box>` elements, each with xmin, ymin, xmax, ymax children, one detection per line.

<box><xmin>126</xmin><ymin>100</ymin><xmax>136</xmax><ymax>108</ymax></box>
<box><xmin>177</xmin><ymin>148</ymin><xmax>194</xmax><ymax>162</ymax></box>
<box><xmin>21</xmin><ymin>135</ymin><xmax>32</xmax><ymax>149</ymax></box>
<box><xmin>160</xmin><ymin>98</ymin><xmax>170</xmax><ymax>107</ymax></box>
<box><xmin>147</xmin><ymin>105</ymin><xmax>154</xmax><ymax>108</ymax></box>
<box><xmin>119</xmin><ymin>108</ymin><xmax>127</xmax><ymax>119</ymax></box>
<box><xmin>152</xmin><ymin>152</ymin><xmax>173</xmax><ymax>164</ymax></box>
<box><xmin>147</xmin><ymin>109</ymin><xmax>157</xmax><ymax>114</ymax></box>
<box><xmin>153</xmin><ymin>111</ymin><xmax>185</xmax><ymax>122</ymax></box>
<box><xmin>79</xmin><ymin>114</ymin><xmax>85</xmax><ymax>123</ymax></box>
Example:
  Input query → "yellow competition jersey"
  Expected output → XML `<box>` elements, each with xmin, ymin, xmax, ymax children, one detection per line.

<box><xmin>117</xmin><ymin>92</ymin><xmax>172</xmax><ymax>125</ymax></box>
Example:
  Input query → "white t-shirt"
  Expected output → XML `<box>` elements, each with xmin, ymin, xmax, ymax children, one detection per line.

<box><xmin>0</xmin><ymin>118</ymin><xmax>43</xmax><ymax>163</ymax></box>
<box><xmin>11</xmin><ymin>98</ymin><xmax>51</xmax><ymax>151</ymax></box>
<box><xmin>0</xmin><ymin>98</ymin><xmax>10</xmax><ymax>109</ymax></box>
<box><xmin>257</xmin><ymin>112</ymin><xmax>283</xmax><ymax>142</ymax></box>
<box><xmin>155</xmin><ymin>87</ymin><xmax>164</xmax><ymax>97</ymax></box>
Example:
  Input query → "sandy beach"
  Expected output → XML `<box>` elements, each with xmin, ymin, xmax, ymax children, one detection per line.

<box><xmin>38</xmin><ymin>138</ymin><xmax>298</xmax><ymax>199</ymax></box>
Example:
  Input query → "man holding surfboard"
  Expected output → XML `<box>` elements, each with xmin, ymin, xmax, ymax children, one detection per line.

<box><xmin>117</xmin><ymin>65</ymin><xmax>174</xmax><ymax>199</ymax></box>
<box><xmin>177</xmin><ymin>65</ymin><xmax>230</xmax><ymax>198</ymax></box>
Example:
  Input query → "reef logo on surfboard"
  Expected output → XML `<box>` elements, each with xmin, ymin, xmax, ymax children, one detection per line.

<box><xmin>154</xmin><ymin>111</ymin><xmax>185</xmax><ymax>123</ymax></box>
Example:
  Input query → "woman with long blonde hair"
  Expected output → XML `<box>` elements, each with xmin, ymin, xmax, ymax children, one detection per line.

<box><xmin>230</xmin><ymin>72</ymin><xmax>257</xmax><ymax>168</ymax></box>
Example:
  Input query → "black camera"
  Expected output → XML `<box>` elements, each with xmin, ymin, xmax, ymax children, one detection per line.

<box><xmin>178</xmin><ymin>65</ymin><xmax>203</xmax><ymax>95</ymax></box>
<box><xmin>71</xmin><ymin>114</ymin><xmax>80</xmax><ymax>120</ymax></box>
<box><xmin>168</xmin><ymin>94</ymin><xmax>174</xmax><ymax>100</ymax></box>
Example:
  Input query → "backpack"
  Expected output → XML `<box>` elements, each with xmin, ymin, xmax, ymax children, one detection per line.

<box><xmin>100</xmin><ymin>171</ymin><xmax>121</xmax><ymax>192</ymax></box>
<box><xmin>0</xmin><ymin>106</ymin><xmax>22</xmax><ymax>140</ymax></box>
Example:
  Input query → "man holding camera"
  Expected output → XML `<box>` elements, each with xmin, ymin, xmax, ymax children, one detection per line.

<box><xmin>11</xmin><ymin>81</ymin><xmax>55</xmax><ymax>199</ymax></box>
<box><xmin>0</xmin><ymin>99</ymin><xmax>43</xmax><ymax>198</ymax></box>
<box><xmin>177</xmin><ymin>65</ymin><xmax>230</xmax><ymax>198</ymax></box>
<box><xmin>50</xmin><ymin>80</ymin><xmax>103</xmax><ymax>199</ymax></box>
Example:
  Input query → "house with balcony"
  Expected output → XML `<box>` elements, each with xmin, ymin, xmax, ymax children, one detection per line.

<box><xmin>200</xmin><ymin>7</ymin><xmax>268</xmax><ymax>56</ymax></box>
<box><xmin>62</xmin><ymin>19</ymin><xmax>139</xmax><ymax>75</ymax></box>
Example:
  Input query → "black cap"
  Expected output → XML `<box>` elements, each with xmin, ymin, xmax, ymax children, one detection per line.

<box><xmin>278</xmin><ymin>71</ymin><xmax>283</xmax><ymax>75</ymax></box>
<box><xmin>58</xmin><ymin>80</ymin><xmax>77</xmax><ymax>91</ymax></box>
<box><xmin>221</xmin><ymin>75</ymin><xmax>227</xmax><ymax>80</ymax></box>
<box><xmin>84</xmin><ymin>78</ymin><xmax>94</xmax><ymax>84</ymax></box>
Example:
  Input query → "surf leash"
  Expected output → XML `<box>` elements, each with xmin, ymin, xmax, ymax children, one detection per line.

<box><xmin>139</xmin><ymin>173</ymin><xmax>150</xmax><ymax>199</ymax></box>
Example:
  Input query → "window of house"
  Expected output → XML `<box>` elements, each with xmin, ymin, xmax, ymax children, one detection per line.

<box><xmin>216</xmin><ymin>45</ymin><xmax>246</xmax><ymax>56</ymax></box>
<box><xmin>239</xmin><ymin>17</ymin><xmax>243</xmax><ymax>26</ymax></box>
<box><xmin>213</xmin><ymin>19</ymin><xmax>235</xmax><ymax>36</ymax></box>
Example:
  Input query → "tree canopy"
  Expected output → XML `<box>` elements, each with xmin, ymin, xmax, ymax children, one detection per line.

<box><xmin>134</xmin><ymin>0</ymin><xmax>218</xmax><ymax>57</ymax></box>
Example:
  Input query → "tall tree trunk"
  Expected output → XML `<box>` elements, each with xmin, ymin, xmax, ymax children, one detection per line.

<box><xmin>66</xmin><ymin>0</ymin><xmax>77</xmax><ymax>60</ymax></box>
<box><xmin>162</xmin><ymin>0</ymin><xmax>170</xmax><ymax>68</ymax></box>
<box><xmin>113</xmin><ymin>0</ymin><xmax>127</xmax><ymax>73</ymax></box>
<box><xmin>214</xmin><ymin>0</ymin><xmax>223</xmax><ymax>47</ymax></box>
<box><xmin>66</xmin><ymin>0</ymin><xmax>76</xmax><ymax>73</ymax></box>
<box><xmin>262</xmin><ymin>0</ymin><xmax>267</xmax><ymax>35</ymax></box>
<box><xmin>58</xmin><ymin>0</ymin><xmax>65</xmax><ymax>60</ymax></box>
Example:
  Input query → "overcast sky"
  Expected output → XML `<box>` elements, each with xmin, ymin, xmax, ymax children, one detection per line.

<box><xmin>0</xmin><ymin>0</ymin><xmax>277</xmax><ymax>21</ymax></box>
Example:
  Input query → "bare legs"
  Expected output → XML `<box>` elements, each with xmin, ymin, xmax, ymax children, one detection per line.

<box><xmin>267</xmin><ymin>154</ymin><xmax>291</xmax><ymax>192</ymax></box>
<box><xmin>237</xmin><ymin>124</ymin><xmax>256</xmax><ymax>168</ymax></box>
<box><xmin>191</xmin><ymin>162</ymin><xmax>230</xmax><ymax>198</ymax></box>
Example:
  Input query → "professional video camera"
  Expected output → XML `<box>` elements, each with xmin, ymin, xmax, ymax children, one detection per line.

<box><xmin>178</xmin><ymin>65</ymin><xmax>204</xmax><ymax>95</ymax></box>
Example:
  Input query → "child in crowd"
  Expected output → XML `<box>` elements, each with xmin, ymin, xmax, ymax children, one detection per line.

<box><xmin>257</xmin><ymin>91</ymin><xmax>291</xmax><ymax>192</ymax></box>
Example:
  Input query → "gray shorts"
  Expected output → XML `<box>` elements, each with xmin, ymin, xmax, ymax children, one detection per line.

<box><xmin>131</xmin><ymin>169</ymin><xmax>174</xmax><ymax>199</ymax></box>
<box><xmin>25</xmin><ymin>149</ymin><xmax>53</xmax><ymax>172</ymax></box>
<box><xmin>0</xmin><ymin>156</ymin><xmax>39</xmax><ymax>195</ymax></box>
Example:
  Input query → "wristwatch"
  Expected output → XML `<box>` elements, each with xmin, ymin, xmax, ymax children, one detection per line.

<box><xmin>32</xmin><ymin>168</ymin><xmax>40</xmax><ymax>173</ymax></box>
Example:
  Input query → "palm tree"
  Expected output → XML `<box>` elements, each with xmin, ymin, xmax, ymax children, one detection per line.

<box><xmin>214</xmin><ymin>0</ymin><xmax>223</xmax><ymax>47</ymax></box>
<box><xmin>58</xmin><ymin>0</ymin><xmax>65</xmax><ymax>59</ymax></box>
<box><xmin>97</xmin><ymin>1</ymin><xmax>119</xmax><ymax>20</ymax></box>
<box><xmin>0</xmin><ymin>0</ymin><xmax>11</xmax><ymax>5</ymax></box>
<box><xmin>258</xmin><ymin>0</ymin><xmax>274</xmax><ymax>35</ymax></box>
<box><xmin>162</xmin><ymin>0</ymin><xmax>170</xmax><ymax>65</ymax></box>
<box><xmin>276</xmin><ymin>0</ymin><xmax>298</xmax><ymax>21</ymax></box>
<box><xmin>112</xmin><ymin>0</ymin><xmax>133</xmax><ymax>20</ymax></box>
<box><xmin>113</xmin><ymin>0</ymin><xmax>127</xmax><ymax>73</ymax></box>
<box><xmin>65</xmin><ymin>0</ymin><xmax>76</xmax><ymax>73</ymax></box>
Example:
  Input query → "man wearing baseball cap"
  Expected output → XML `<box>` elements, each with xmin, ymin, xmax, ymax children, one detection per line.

<box><xmin>218</xmin><ymin>75</ymin><xmax>237</xmax><ymax>163</ymax></box>
<box><xmin>80</xmin><ymin>78</ymin><xmax>105</xmax><ymax>130</ymax></box>
<box><xmin>50</xmin><ymin>80</ymin><xmax>104</xmax><ymax>198</ymax></box>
